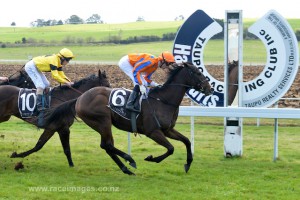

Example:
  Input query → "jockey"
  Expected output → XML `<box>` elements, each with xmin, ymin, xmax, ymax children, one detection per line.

<box><xmin>24</xmin><ymin>48</ymin><xmax>74</xmax><ymax>127</ymax></box>
<box><xmin>118</xmin><ymin>51</ymin><xmax>175</xmax><ymax>112</ymax></box>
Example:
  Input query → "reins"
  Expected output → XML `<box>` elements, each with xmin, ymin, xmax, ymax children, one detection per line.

<box><xmin>144</xmin><ymin>94</ymin><xmax>162</xmax><ymax>129</ymax></box>
<box><xmin>66</xmin><ymin>85</ymin><xmax>83</xmax><ymax>95</ymax></box>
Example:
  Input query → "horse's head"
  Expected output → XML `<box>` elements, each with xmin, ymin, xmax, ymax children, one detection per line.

<box><xmin>71</xmin><ymin>70</ymin><xmax>110</xmax><ymax>89</ymax></box>
<box><xmin>228</xmin><ymin>60</ymin><xmax>238</xmax><ymax>73</ymax></box>
<box><xmin>0</xmin><ymin>70</ymin><xmax>35</xmax><ymax>88</ymax></box>
<box><xmin>174</xmin><ymin>62</ymin><xmax>213</xmax><ymax>96</ymax></box>
<box><xmin>97</xmin><ymin>70</ymin><xmax>110</xmax><ymax>87</ymax></box>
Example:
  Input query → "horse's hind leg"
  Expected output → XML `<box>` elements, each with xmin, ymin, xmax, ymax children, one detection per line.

<box><xmin>164</xmin><ymin>128</ymin><xmax>193</xmax><ymax>173</ymax></box>
<box><xmin>80</xmin><ymin>115</ymin><xmax>136</xmax><ymax>175</ymax></box>
<box><xmin>100</xmin><ymin>137</ymin><xmax>136</xmax><ymax>175</ymax></box>
<box><xmin>144</xmin><ymin>129</ymin><xmax>174</xmax><ymax>163</ymax></box>
<box><xmin>57</xmin><ymin>128</ymin><xmax>74</xmax><ymax>167</ymax></box>
<box><xmin>11</xmin><ymin>129</ymin><xmax>55</xmax><ymax>158</ymax></box>
<box><xmin>105</xmin><ymin>149</ymin><xmax>135</xmax><ymax>175</ymax></box>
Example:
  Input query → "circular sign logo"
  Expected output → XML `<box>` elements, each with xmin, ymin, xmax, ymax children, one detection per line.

<box><xmin>173</xmin><ymin>9</ymin><xmax>299</xmax><ymax>108</ymax></box>
<box><xmin>173</xmin><ymin>10</ymin><xmax>224</xmax><ymax>107</ymax></box>
<box><xmin>243</xmin><ymin>10</ymin><xmax>299</xmax><ymax>107</ymax></box>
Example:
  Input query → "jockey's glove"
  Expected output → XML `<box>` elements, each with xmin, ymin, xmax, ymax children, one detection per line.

<box><xmin>149</xmin><ymin>81</ymin><xmax>159</xmax><ymax>87</ymax></box>
<box><xmin>139</xmin><ymin>85</ymin><xmax>147</xmax><ymax>95</ymax></box>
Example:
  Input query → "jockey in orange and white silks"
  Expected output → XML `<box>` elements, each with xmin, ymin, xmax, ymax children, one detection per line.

<box><xmin>119</xmin><ymin>52</ymin><xmax>175</xmax><ymax>87</ymax></box>
<box><xmin>24</xmin><ymin>48</ymin><xmax>75</xmax><ymax>127</ymax></box>
<box><xmin>118</xmin><ymin>51</ymin><xmax>175</xmax><ymax>112</ymax></box>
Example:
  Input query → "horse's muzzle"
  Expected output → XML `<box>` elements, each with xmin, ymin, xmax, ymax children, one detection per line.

<box><xmin>208</xmin><ymin>88</ymin><xmax>214</xmax><ymax>96</ymax></box>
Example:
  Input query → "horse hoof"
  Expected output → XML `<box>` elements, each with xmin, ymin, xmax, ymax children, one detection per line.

<box><xmin>129</xmin><ymin>162</ymin><xmax>137</xmax><ymax>169</ymax></box>
<box><xmin>184</xmin><ymin>163</ymin><xmax>191</xmax><ymax>173</ymax></box>
<box><xmin>128</xmin><ymin>172</ymin><xmax>136</xmax><ymax>176</ymax></box>
<box><xmin>144</xmin><ymin>155</ymin><xmax>153</xmax><ymax>161</ymax></box>
<box><xmin>10</xmin><ymin>152</ymin><xmax>17</xmax><ymax>158</ymax></box>
<box><xmin>122</xmin><ymin>166</ymin><xmax>135</xmax><ymax>175</ymax></box>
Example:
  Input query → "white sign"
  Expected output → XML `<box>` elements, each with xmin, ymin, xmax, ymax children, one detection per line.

<box><xmin>173</xmin><ymin>10</ymin><xmax>224</xmax><ymax>107</ymax></box>
<box><xmin>243</xmin><ymin>10</ymin><xmax>299</xmax><ymax>107</ymax></box>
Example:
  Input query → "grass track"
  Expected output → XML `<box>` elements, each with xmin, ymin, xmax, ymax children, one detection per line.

<box><xmin>1</xmin><ymin>117</ymin><xmax>299</xmax><ymax>199</ymax></box>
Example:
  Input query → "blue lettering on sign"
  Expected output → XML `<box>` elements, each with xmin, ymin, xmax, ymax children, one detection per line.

<box><xmin>173</xmin><ymin>10</ymin><xmax>224</xmax><ymax>107</ymax></box>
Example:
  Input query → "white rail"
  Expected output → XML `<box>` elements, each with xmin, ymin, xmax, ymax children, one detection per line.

<box><xmin>179</xmin><ymin>106</ymin><xmax>300</xmax><ymax>118</ymax></box>
<box><xmin>178</xmin><ymin>106</ymin><xmax>300</xmax><ymax>161</ymax></box>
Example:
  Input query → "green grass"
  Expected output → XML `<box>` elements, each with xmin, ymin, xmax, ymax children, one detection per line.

<box><xmin>0</xmin><ymin>42</ymin><xmax>176</xmax><ymax>63</ymax></box>
<box><xmin>0</xmin><ymin>19</ymin><xmax>299</xmax><ymax>64</ymax></box>
<box><xmin>0</xmin><ymin>40</ymin><xmax>275</xmax><ymax>64</ymax></box>
<box><xmin>1</xmin><ymin>117</ymin><xmax>299</xmax><ymax>199</ymax></box>
<box><xmin>0</xmin><ymin>21</ymin><xmax>182</xmax><ymax>43</ymax></box>
<box><xmin>1</xmin><ymin>19</ymin><xmax>299</xmax><ymax>44</ymax></box>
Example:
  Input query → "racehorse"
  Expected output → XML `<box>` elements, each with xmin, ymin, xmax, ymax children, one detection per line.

<box><xmin>0</xmin><ymin>70</ymin><xmax>110</xmax><ymax>166</ymax></box>
<box><xmin>228</xmin><ymin>60</ymin><xmax>238</xmax><ymax>105</ymax></box>
<box><xmin>0</xmin><ymin>68</ymin><xmax>35</xmax><ymax>88</ymax></box>
<box><xmin>43</xmin><ymin>62</ymin><xmax>213</xmax><ymax>175</ymax></box>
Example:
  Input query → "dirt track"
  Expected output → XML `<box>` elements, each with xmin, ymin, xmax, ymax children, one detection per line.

<box><xmin>0</xmin><ymin>64</ymin><xmax>299</xmax><ymax>108</ymax></box>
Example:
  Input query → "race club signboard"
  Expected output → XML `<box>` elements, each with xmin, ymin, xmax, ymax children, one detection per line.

<box><xmin>172</xmin><ymin>10</ymin><xmax>224</xmax><ymax>107</ymax></box>
<box><xmin>173</xmin><ymin>9</ymin><xmax>299</xmax><ymax>108</ymax></box>
<box><xmin>243</xmin><ymin>10</ymin><xmax>299</xmax><ymax>107</ymax></box>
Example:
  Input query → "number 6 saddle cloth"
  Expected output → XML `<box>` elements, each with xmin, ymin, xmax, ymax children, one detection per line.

<box><xmin>108</xmin><ymin>88</ymin><xmax>142</xmax><ymax>120</ymax></box>
<box><xmin>18</xmin><ymin>88</ymin><xmax>51</xmax><ymax>118</ymax></box>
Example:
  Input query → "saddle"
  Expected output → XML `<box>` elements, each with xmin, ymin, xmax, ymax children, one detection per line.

<box><xmin>108</xmin><ymin>88</ymin><xmax>143</xmax><ymax>120</ymax></box>
<box><xmin>108</xmin><ymin>88</ymin><xmax>143</xmax><ymax>133</ymax></box>
<box><xmin>18</xmin><ymin>88</ymin><xmax>51</xmax><ymax>118</ymax></box>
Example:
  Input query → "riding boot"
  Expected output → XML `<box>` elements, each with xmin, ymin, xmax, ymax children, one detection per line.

<box><xmin>36</xmin><ymin>94</ymin><xmax>45</xmax><ymax>128</ymax></box>
<box><xmin>126</xmin><ymin>85</ymin><xmax>140</xmax><ymax>112</ymax></box>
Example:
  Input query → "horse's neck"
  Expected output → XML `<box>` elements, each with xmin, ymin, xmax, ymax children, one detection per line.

<box><xmin>157</xmin><ymin>83</ymin><xmax>187</xmax><ymax>107</ymax></box>
<box><xmin>51</xmin><ymin>85</ymin><xmax>90</xmax><ymax>103</ymax></box>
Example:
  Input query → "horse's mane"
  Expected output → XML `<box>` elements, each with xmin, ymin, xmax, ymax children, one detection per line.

<box><xmin>149</xmin><ymin>62</ymin><xmax>195</xmax><ymax>94</ymax></box>
<box><xmin>56</xmin><ymin>74</ymin><xmax>98</xmax><ymax>90</ymax></box>
<box><xmin>164</xmin><ymin>62</ymin><xmax>198</xmax><ymax>85</ymax></box>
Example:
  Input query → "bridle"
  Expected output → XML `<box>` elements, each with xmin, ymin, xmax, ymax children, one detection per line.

<box><xmin>163</xmin><ymin>66</ymin><xmax>209</xmax><ymax>92</ymax></box>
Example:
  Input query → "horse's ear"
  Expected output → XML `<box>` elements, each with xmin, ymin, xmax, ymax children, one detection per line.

<box><xmin>103</xmin><ymin>71</ymin><xmax>107</xmax><ymax>78</ymax></box>
<box><xmin>98</xmin><ymin>70</ymin><xmax>102</xmax><ymax>77</ymax></box>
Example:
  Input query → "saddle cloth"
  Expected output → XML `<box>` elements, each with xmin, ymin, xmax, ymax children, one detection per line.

<box><xmin>108</xmin><ymin>88</ymin><xmax>142</xmax><ymax>120</ymax></box>
<box><xmin>18</xmin><ymin>88</ymin><xmax>51</xmax><ymax>118</ymax></box>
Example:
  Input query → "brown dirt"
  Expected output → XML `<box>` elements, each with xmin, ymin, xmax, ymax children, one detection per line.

<box><xmin>0</xmin><ymin>64</ymin><xmax>299</xmax><ymax>108</ymax></box>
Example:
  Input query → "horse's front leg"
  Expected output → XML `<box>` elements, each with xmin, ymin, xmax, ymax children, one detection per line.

<box><xmin>144</xmin><ymin>129</ymin><xmax>174</xmax><ymax>163</ymax></box>
<box><xmin>164</xmin><ymin>128</ymin><xmax>193</xmax><ymax>173</ymax></box>
<box><xmin>57</xmin><ymin>128</ymin><xmax>74</xmax><ymax>167</ymax></box>
<box><xmin>11</xmin><ymin>129</ymin><xmax>55</xmax><ymax>158</ymax></box>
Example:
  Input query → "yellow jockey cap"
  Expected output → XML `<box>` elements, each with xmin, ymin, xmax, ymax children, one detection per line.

<box><xmin>59</xmin><ymin>48</ymin><xmax>75</xmax><ymax>59</ymax></box>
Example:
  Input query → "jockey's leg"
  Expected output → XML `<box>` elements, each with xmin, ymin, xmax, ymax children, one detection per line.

<box><xmin>126</xmin><ymin>85</ymin><xmax>140</xmax><ymax>112</ymax></box>
<box><xmin>36</xmin><ymin>88</ymin><xmax>45</xmax><ymax>128</ymax></box>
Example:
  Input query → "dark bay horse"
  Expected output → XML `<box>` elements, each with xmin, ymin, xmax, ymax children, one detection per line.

<box><xmin>44</xmin><ymin>62</ymin><xmax>212</xmax><ymax>175</ymax></box>
<box><xmin>228</xmin><ymin>60</ymin><xmax>238</xmax><ymax>105</ymax></box>
<box><xmin>0</xmin><ymin>69</ymin><xmax>35</xmax><ymax>88</ymax></box>
<box><xmin>0</xmin><ymin>70</ymin><xmax>110</xmax><ymax>166</ymax></box>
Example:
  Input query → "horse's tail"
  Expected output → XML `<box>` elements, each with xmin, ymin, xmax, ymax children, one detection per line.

<box><xmin>44</xmin><ymin>98</ymin><xmax>77</xmax><ymax>128</ymax></box>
